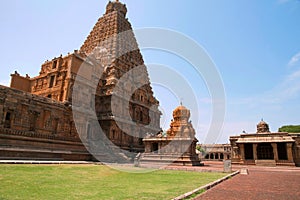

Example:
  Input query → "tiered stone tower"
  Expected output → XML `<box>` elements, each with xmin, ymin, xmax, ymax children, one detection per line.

<box><xmin>6</xmin><ymin>0</ymin><xmax>161</xmax><ymax>161</ymax></box>
<box><xmin>167</xmin><ymin>104</ymin><xmax>196</xmax><ymax>138</ymax></box>
<box><xmin>140</xmin><ymin>105</ymin><xmax>201</xmax><ymax>167</ymax></box>
<box><xmin>256</xmin><ymin>119</ymin><xmax>270</xmax><ymax>133</ymax></box>
<box><xmin>78</xmin><ymin>0</ymin><xmax>161</xmax><ymax>152</ymax></box>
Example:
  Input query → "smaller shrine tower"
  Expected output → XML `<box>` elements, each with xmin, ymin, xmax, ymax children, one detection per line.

<box><xmin>140</xmin><ymin>105</ymin><xmax>202</xmax><ymax>167</ymax></box>
<box><xmin>256</xmin><ymin>119</ymin><xmax>270</xmax><ymax>133</ymax></box>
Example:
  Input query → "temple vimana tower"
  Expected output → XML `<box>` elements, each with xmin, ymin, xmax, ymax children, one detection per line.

<box><xmin>0</xmin><ymin>1</ymin><xmax>161</xmax><ymax>161</ymax></box>
<box><xmin>141</xmin><ymin>104</ymin><xmax>201</xmax><ymax>166</ymax></box>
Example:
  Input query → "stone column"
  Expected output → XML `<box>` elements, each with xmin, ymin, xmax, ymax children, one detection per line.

<box><xmin>287</xmin><ymin>143</ymin><xmax>294</xmax><ymax>163</ymax></box>
<box><xmin>240</xmin><ymin>144</ymin><xmax>245</xmax><ymax>161</ymax></box>
<box><xmin>253</xmin><ymin>143</ymin><xmax>258</xmax><ymax>160</ymax></box>
<box><xmin>271</xmin><ymin>143</ymin><xmax>278</xmax><ymax>162</ymax></box>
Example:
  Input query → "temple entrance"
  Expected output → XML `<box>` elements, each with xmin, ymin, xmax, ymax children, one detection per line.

<box><xmin>257</xmin><ymin>143</ymin><xmax>274</xmax><ymax>160</ymax></box>
<box><xmin>152</xmin><ymin>143</ymin><xmax>158</xmax><ymax>153</ymax></box>
<box><xmin>215</xmin><ymin>154</ymin><xmax>219</xmax><ymax>160</ymax></box>
<box><xmin>277</xmin><ymin>143</ymin><xmax>288</xmax><ymax>160</ymax></box>
<box><xmin>244</xmin><ymin>143</ymin><xmax>254</xmax><ymax>160</ymax></box>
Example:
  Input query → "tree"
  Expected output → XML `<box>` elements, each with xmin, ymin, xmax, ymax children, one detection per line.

<box><xmin>196</xmin><ymin>145</ymin><xmax>206</xmax><ymax>155</ymax></box>
<box><xmin>278</xmin><ymin>125</ymin><xmax>300</xmax><ymax>133</ymax></box>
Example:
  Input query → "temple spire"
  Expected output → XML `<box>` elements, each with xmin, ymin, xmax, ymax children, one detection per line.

<box><xmin>80</xmin><ymin>0</ymin><xmax>128</xmax><ymax>55</ymax></box>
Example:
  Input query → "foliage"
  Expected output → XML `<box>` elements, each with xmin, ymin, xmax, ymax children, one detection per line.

<box><xmin>278</xmin><ymin>125</ymin><xmax>300</xmax><ymax>133</ymax></box>
<box><xmin>196</xmin><ymin>146</ymin><xmax>206</xmax><ymax>153</ymax></box>
<box><xmin>0</xmin><ymin>164</ymin><xmax>226</xmax><ymax>200</ymax></box>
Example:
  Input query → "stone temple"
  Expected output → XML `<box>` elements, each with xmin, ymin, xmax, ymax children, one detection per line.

<box><xmin>0</xmin><ymin>1</ymin><xmax>161</xmax><ymax>162</ymax></box>
<box><xmin>230</xmin><ymin>120</ymin><xmax>300</xmax><ymax>166</ymax></box>
<box><xmin>140</xmin><ymin>105</ymin><xmax>202</xmax><ymax>167</ymax></box>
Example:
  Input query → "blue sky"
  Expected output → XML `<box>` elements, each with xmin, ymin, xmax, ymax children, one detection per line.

<box><xmin>1</xmin><ymin>0</ymin><xmax>300</xmax><ymax>143</ymax></box>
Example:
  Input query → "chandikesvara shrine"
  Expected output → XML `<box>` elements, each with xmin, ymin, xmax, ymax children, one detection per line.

<box><xmin>0</xmin><ymin>0</ymin><xmax>200</xmax><ymax>165</ymax></box>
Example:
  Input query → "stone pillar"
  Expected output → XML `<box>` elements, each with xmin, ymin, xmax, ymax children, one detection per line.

<box><xmin>144</xmin><ymin>142</ymin><xmax>150</xmax><ymax>153</ymax></box>
<box><xmin>271</xmin><ymin>143</ymin><xmax>278</xmax><ymax>162</ymax></box>
<box><xmin>232</xmin><ymin>146</ymin><xmax>238</xmax><ymax>159</ymax></box>
<box><xmin>240</xmin><ymin>144</ymin><xmax>245</xmax><ymax>161</ymax></box>
<box><xmin>253</xmin><ymin>143</ymin><xmax>258</xmax><ymax>160</ymax></box>
<box><xmin>287</xmin><ymin>143</ymin><xmax>294</xmax><ymax>163</ymax></box>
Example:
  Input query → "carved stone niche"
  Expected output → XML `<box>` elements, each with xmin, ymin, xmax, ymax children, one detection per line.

<box><xmin>28</xmin><ymin>110</ymin><xmax>40</xmax><ymax>131</ymax></box>
<box><xmin>51</xmin><ymin>117</ymin><xmax>60</xmax><ymax>135</ymax></box>
<box><xmin>3</xmin><ymin>109</ymin><xmax>14</xmax><ymax>129</ymax></box>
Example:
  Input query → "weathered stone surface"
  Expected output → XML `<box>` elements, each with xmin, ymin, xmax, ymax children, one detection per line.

<box><xmin>223</xmin><ymin>160</ymin><xmax>232</xmax><ymax>173</ymax></box>
<box><xmin>141</xmin><ymin>105</ymin><xmax>202</xmax><ymax>167</ymax></box>
<box><xmin>230</xmin><ymin>120</ymin><xmax>300</xmax><ymax>166</ymax></box>
<box><xmin>1</xmin><ymin>0</ymin><xmax>161</xmax><ymax>161</ymax></box>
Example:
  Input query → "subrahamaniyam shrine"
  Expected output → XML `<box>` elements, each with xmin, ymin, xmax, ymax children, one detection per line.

<box><xmin>0</xmin><ymin>0</ymin><xmax>299</xmax><ymax>167</ymax></box>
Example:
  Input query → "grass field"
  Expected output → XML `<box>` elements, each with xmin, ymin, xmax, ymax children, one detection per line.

<box><xmin>0</xmin><ymin>164</ymin><xmax>226</xmax><ymax>200</ymax></box>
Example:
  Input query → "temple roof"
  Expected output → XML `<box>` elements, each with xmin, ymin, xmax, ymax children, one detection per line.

<box><xmin>256</xmin><ymin>119</ymin><xmax>270</xmax><ymax>133</ymax></box>
<box><xmin>172</xmin><ymin>104</ymin><xmax>190</xmax><ymax>120</ymax></box>
<box><xmin>236</xmin><ymin>136</ymin><xmax>295</xmax><ymax>143</ymax></box>
<box><xmin>106</xmin><ymin>0</ymin><xmax>127</xmax><ymax>16</ymax></box>
<box><xmin>80</xmin><ymin>0</ymin><xmax>132</xmax><ymax>56</ymax></box>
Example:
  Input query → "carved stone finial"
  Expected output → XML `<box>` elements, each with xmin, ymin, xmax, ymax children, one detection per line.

<box><xmin>180</xmin><ymin>98</ymin><xmax>183</xmax><ymax>106</ymax></box>
<box><xmin>257</xmin><ymin>119</ymin><xmax>270</xmax><ymax>133</ymax></box>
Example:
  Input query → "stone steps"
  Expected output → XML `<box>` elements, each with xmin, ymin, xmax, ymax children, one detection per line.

<box><xmin>255</xmin><ymin>160</ymin><xmax>276</xmax><ymax>167</ymax></box>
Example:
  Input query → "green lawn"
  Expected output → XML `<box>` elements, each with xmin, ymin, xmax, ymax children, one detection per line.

<box><xmin>0</xmin><ymin>164</ymin><xmax>226</xmax><ymax>200</ymax></box>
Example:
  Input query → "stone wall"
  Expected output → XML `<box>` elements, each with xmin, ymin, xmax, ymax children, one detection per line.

<box><xmin>0</xmin><ymin>85</ymin><xmax>92</xmax><ymax>160</ymax></box>
<box><xmin>4</xmin><ymin>0</ymin><xmax>161</xmax><ymax>160</ymax></box>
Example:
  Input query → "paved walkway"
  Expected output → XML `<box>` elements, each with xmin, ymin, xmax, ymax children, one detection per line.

<box><xmin>195</xmin><ymin>164</ymin><xmax>300</xmax><ymax>200</ymax></box>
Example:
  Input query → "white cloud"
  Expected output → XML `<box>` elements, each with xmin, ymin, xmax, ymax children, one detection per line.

<box><xmin>275</xmin><ymin>69</ymin><xmax>300</xmax><ymax>100</ymax></box>
<box><xmin>230</xmin><ymin>67</ymin><xmax>300</xmax><ymax>107</ymax></box>
<box><xmin>221</xmin><ymin>65</ymin><xmax>300</xmax><ymax>142</ymax></box>
<box><xmin>288</xmin><ymin>52</ymin><xmax>300</xmax><ymax>66</ymax></box>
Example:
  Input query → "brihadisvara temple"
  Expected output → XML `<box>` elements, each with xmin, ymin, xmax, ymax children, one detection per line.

<box><xmin>0</xmin><ymin>1</ymin><xmax>299</xmax><ymax>167</ymax></box>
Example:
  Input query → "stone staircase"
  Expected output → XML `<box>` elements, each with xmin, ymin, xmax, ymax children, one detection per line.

<box><xmin>255</xmin><ymin>160</ymin><xmax>276</xmax><ymax>167</ymax></box>
<box><xmin>89</xmin><ymin>140</ymin><xmax>133</xmax><ymax>164</ymax></box>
